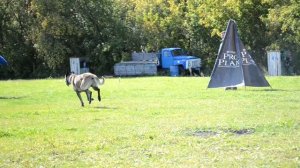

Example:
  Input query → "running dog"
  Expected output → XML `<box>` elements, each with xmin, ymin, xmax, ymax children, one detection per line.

<box><xmin>65</xmin><ymin>72</ymin><xmax>105</xmax><ymax>107</ymax></box>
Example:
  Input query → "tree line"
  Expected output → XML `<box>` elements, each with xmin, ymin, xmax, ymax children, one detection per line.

<box><xmin>0</xmin><ymin>0</ymin><xmax>299</xmax><ymax>79</ymax></box>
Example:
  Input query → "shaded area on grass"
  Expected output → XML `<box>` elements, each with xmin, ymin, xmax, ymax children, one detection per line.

<box><xmin>246</xmin><ymin>88</ymin><xmax>300</xmax><ymax>92</ymax></box>
<box><xmin>0</xmin><ymin>128</ymin><xmax>45</xmax><ymax>138</ymax></box>
<box><xmin>0</xmin><ymin>96</ymin><xmax>27</xmax><ymax>99</ymax></box>
<box><xmin>93</xmin><ymin>106</ymin><xmax>119</xmax><ymax>110</ymax></box>
<box><xmin>0</xmin><ymin>131</ymin><xmax>13</xmax><ymax>138</ymax></box>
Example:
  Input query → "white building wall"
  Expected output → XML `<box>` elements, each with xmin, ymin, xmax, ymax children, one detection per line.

<box><xmin>70</xmin><ymin>57</ymin><xmax>89</xmax><ymax>75</ymax></box>
<box><xmin>70</xmin><ymin>58</ymin><xmax>80</xmax><ymax>74</ymax></box>
<box><xmin>267</xmin><ymin>51</ymin><xmax>281</xmax><ymax>76</ymax></box>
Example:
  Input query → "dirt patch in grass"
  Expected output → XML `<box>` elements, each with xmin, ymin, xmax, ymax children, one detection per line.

<box><xmin>191</xmin><ymin>128</ymin><xmax>255</xmax><ymax>138</ymax></box>
<box><xmin>226</xmin><ymin>128</ymin><xmax>255</xmax><ymax>135</ymax></box>
<box><xmin>192</xmin><ymin>130</ymin><xmax>219</xmax><ymax>138</ymax></box>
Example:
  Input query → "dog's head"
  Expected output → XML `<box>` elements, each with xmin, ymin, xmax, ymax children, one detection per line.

<box><xmin>65</xmin><ymin>72</ymin><xmax>74</xmax><ymax>86</ymax></box>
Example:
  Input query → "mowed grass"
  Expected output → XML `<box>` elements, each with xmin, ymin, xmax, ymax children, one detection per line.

<box><xmin>0</xmin><ymin>76</ymin><xmax>299</xmax><ymax>167</ymax></box>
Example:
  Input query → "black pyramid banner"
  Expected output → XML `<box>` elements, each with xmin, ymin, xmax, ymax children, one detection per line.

<box><xmin>238</xmin><ymin>37</ymin><xmax>270</xmax><ymax>87</ymax></box>
<box><xmin>208</xmin><ymin>19</ymin><xmax>270</xmax><ymax>88</ymax></box>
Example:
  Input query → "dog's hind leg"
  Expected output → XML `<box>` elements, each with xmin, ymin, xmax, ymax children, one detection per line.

<box><xmin>93</xmin><ymin>87</ymin><xmax>101</xmax><ymax>102</ymax></box>
<box><xmin>76</xmin><ymin>91</ymin><xmax>84</xmax><ymax>107</ymax></box>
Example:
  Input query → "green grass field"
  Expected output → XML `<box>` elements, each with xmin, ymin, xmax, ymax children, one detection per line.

<box><xmin>0</xmin><ymin>76</ymin><xmax>299</xmax><ymax>167</ymax></box>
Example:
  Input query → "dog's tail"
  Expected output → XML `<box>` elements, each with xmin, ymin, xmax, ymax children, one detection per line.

<box><xmin>94</xmin><ymin>76</ymin><xmax>105</xmax><ymax>87</ymax></box>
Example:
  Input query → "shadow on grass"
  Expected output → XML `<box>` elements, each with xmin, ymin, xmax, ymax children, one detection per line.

<box><xmin>66</xmin><ymin>128</ymin><xmax>78</xmax><ymax>131</ymax></box>
<box><xmin>0</xmin><ymin>96</ymin><xmax>27</xmax><ymax>99</ymax></box>
<box><xmin>247</xmin><ymin>88</ymin><xmax>300</xmax><ymax>92</ymax></box>
<box><xmin>93</xmin><ymin>106</ymin><xmax>118</xmax><ymax>110</ymax></box>
<box><xmin>0</xmin><ymin>131</ymin><xmax>13</xmax><ymax>138</ymax></box>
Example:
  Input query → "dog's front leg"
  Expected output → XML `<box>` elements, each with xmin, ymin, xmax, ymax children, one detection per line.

<box><xmin>85</xmin><ymin>90</ymin><xmax>93</xmax><ymax>104</ymax></box>
<box><xmin>76</xmin><ymin>91</ymin><xmax>84</xmax><ymax>107</ymax></box>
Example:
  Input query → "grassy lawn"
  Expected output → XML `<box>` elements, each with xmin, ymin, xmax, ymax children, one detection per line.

<box><xmin>0</xmin><ymin>76</ymin><xmax>299</xmax><ymax>167</ymax></box>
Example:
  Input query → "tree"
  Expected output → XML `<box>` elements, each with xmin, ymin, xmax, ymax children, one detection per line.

<box><xmin>197</xmin><ymin>0</ymin><xmax>271</xmax><ymax>68</ymax></box>
<box><xmin>262</xmin><ymin>0</ymin><xmax>300</xmax><ymax>74</ymax></box>
<box><xmin>1</xmin><ymin>0</ymin><xmax>299</xmax><ymax>78</ymax></box>
<box><xmin>26</xmin><ymin>0</ymin><xmax>129</xmax><ymax>75</ymax></box>
<box><xmin>0</xmin><ymin>0</ymin><xmax>40</xmax><ymax>78</ymax></box>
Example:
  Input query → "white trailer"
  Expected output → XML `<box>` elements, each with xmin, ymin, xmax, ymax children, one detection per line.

<box><xmin>114</xmin><ymin>52</ymin><xmax>158</xmax><ymax>76</ymax></box>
